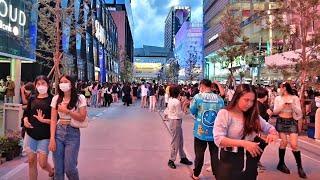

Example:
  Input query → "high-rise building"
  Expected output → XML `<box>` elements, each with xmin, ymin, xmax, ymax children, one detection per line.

<box><xmin>164</xmin><ymin>6</ymin><xmax>191</xmax><ymax>52</ymax></box>
<box><xmin>175</xmin><ymin>22</ymin><xmax>203</xmax><ymax>82</ymax></box>
<box><xmin>0</xmin><ymin>0</ymin><xmax>38</xmax><ymax>104</ymax></box>
<box><xmin>203</xmin><ymin>0</ymin><xmax>282</xmax><ymax>81</ymax></box>
<box><xmin>0</xmin><ymin>0</ymin><xmax>120</xmax><ymax>83</ymax></box>
<box><xmin>133</xmin><ymin>45</ymin><xmax>170</xmax><ymax>81</ymax></box>
<box><xmin>105</xmin><ymin>0</ymin><xmax>134</xmax><ymax>81</ymax></box>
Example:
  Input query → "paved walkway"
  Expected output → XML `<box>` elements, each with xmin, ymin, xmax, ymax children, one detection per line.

<box><xmin>159</xmin><ymin>111</ymin><xmax>320</xmax><ymax>180</ymax></box>
<box><xmin>0</xmin><ymin>102</ymin><xmax>192</xmax><ymax>180</ymax></box>
<box><xmin>1</xmin><ymin>102</ymin><xmax>320</xmax><ymax>179</ymax></box>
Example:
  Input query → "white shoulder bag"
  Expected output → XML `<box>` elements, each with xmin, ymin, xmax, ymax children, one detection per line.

<box><xmin>70</xmin><ymin>98</ymin><xmax>89</xmax><ymax>128</ymax></box>
<box><xmin>70</xmin><ymin>116</ymin><xmax>88</xmax><ymax>128</ymax></box>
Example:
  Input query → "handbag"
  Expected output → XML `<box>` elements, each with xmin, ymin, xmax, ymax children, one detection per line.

<box><xmin>70</xmin><ymin>116</ymin><xmax>89</xmax><ymax>128</ymax></box>
<box><xmin>254</xmin><ymin>136</ymin><xmax>268</xmax><ymax>150</ymax></box>
<box><xmin>70</xmin><ymin>101</ymin><xmax>89</xmax><ymax>128</ymax></box>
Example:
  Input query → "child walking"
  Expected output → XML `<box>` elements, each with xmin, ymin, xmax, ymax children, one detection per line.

<box><xmin>164</xmin><ymin>85</ymin><xmax>193</xmax><ymax>169</ymax></box>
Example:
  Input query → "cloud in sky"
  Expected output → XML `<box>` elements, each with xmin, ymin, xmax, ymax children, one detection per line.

<box><xmin>131</xmin><ymin>0</ymin><xmax>203</xmax><ymax>48</ymax></box>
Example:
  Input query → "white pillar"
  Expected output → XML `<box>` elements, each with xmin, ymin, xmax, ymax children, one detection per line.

<box><xmin>10</xmin><ymin>59</ymin><xmax>21</xmax><ymax>104</ymax></box>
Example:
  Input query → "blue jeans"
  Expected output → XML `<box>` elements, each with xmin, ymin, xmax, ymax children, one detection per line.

<box><xmin>91</xmin><ymin>94</ymin><xmax>97</xmax><ymax>107</ymax></box>
<box><xmin>53</xmin><ymin>125</ymin><xmax>80</xmax><ymax>180</ymax></box>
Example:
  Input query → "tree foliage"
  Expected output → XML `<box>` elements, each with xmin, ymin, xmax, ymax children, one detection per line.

<box><xmin>218</xmin><ymin>8</ymin><xmax>249</xmax><ymax>85</ymax></box>
<box><xmin>267</xmin><ymin>0</ymin><xmax>320</xmax><ymax>117</ymax></box>
<box><xmin>185</xmin><ymin>46</ymin><xmax>201</xmax><ymax>82</ymax></box>
<box><xmin>166</xmin><ymin>59</ymin><xmax>180</xmax><ymax>83</ymax></box>
<box><xmin>268</xmin><ymin>0</ymin><xmax>320</xmax><ymax>86</ymax></box>
<box><xmin>119</xmin><ymin>46</ymin><xmax>133</xmax><ymax>82</ymax></box>
<box><xmin>23</xmin><ymin>0</ymin><xmax>91</xmax><ymax>87</ymax></box>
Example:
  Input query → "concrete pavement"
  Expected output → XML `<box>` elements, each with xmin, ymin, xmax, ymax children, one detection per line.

<box><xmin>1</xmin><ymin>101</ymin><xmax>320</xmax><ymax>179</ymax></box>
<box><xmin>159</xmin><ymin>112</ymin><xmax>320</xmax><ymax>180</ymax></box>
<box><xmin>0</xmin><ymin>102</ymin><xmax>193</xmax><ymax>180</ymax></box>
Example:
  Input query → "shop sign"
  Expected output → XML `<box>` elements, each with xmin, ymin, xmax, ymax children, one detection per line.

<box><xmin>0</xmin><ymin>0</ymin><xmax>26</xmax><ymax>36</ymax></box>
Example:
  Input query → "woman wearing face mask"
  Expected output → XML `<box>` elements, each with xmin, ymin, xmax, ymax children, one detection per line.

<box><xmin>20</xmin><ymin>82</ymin><xmax>36</xmax><ymax>138</ymax></box>
<box><xmin>273</xmin><ymin>82</ymin><xmax>306</xmax><ymax>178</ymax></box>
<box><xmin>213</xmin><ymin>84</ymin><xmax>278</xmax><ymax>180</ymax></box>
<box><xmin>49</xmin><ymin>75</ymin><xmax>87</xmax><ymax>180</ymax></box>
<box><xmin>22</xmin><ymin>75</ymin><xmax>54</xmax><ymax>179</ymax></box>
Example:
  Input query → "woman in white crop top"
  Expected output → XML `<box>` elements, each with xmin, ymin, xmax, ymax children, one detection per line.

<box><xmin>273</xmin><ymin>82</ymin><xmax>306</xmax><ymax>178</ymax></box>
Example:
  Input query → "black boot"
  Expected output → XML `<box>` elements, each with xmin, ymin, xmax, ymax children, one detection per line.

<box><xmin>180</xmin><ymin>157</ymin><xmax>193</xmax><ymax>165</ymax></box>
<box><xmin>277</xmin><ymin>148</ymin><xmax>290</xmax><ymax>174</ymax></box>
<box><xmin>168</xmin><ymin>160</ymin><xmax>176</xmax><ymax>169</ymax></box>
<box><xmin>292</xmin><ymin>151</ymin><xmax>307</xmax><ymax>178</ymax></box>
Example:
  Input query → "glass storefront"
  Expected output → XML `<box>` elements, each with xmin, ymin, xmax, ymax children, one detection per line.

<box><xmin>0</xmin><ymin>0</ymin><xmax>37</xmax><ymax>106</ymax></box>
<box><xmin>0</xmin><ymin>0</ymin><xmax>37</xmax><ymax>60</ymax></box>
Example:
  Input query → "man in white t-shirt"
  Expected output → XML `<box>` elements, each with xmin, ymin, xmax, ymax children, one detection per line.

<box><xmin>140</xmin><ymin>83</ymin><xmax>148</xmax><ymax>108</ymax></box>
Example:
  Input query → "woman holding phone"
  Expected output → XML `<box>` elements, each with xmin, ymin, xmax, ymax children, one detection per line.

<box><xmin>273</xmin><ymin>82</ymin><xmax>306</xmax><ymax>178</ymax></box>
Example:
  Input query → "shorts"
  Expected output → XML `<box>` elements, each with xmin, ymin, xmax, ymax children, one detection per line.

<box><xmin>23</xmin><ymin>133</ymin><xmax>50</xmax><ymax>155</ymax></box>
<box><xmin>276</xmin><ymin>117</ymin><xmax>298</xmax><ymax>133</ymax></box>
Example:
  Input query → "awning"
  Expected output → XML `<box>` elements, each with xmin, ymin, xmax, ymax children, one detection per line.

<box><xmin>265</xmin><ymin>48</ymin><xmax>319</xmax><ymax>67</ymax></box>
<box><xmin>265</xmin><ymin>50</ymin><xmax>298</xmax><ymax>67</ymax></box>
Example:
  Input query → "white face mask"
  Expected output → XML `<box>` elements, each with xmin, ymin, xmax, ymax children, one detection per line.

<box><xmin>37</xmin><ymin>86</ymin><xmax>48</xmax><ymax>95</ymax></box>
<box><xmin>59</xmin><ymin>83</ymin><xmax>71</xmax><ymax>92</ymax></box>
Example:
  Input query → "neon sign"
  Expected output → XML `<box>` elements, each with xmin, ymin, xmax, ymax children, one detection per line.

<box><xmin>0</xmin><ymin>0</ymin><xmax>26</xmax><ymax>36</ymax></box>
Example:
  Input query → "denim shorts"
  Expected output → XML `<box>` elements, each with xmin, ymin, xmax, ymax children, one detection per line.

<box><xmin>23</xmin><ymin>133</ymin><xmax>50</xmax><ymax>155</ymax></box>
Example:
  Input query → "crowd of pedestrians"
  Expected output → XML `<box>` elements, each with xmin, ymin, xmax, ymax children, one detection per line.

<box><xmin>12</xmin><ymin>74</ymin><xmax>320</xmax><ymax>179</ymax></box>
<box><xmin>155</xmin><ymin>79</ymin><xmax>319</xmax><ymax>180</ymax></box>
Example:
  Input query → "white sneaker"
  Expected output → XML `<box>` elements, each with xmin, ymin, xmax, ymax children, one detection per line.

<box><xmin>315</xmin><ymin>139</ymin><xmax>320</xmax><ymax>143</ymax></box>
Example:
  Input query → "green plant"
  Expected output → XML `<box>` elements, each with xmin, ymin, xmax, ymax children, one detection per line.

<box><xmin>0</xmin><ymin>136</ymin><xmax>9</xmax><ymax>155</ymax></box>
<box><xmin>0</xmin><ymin>130</ymin><xmax>22</xmax><ymax>159</ymax></box>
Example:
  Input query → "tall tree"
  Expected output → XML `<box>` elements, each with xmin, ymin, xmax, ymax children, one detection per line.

<box><xmin>119</xmin><ymin>46</ymin><xmax>133</xmax><ymax>82</ymax></box>
<box><xmin>218</xmin><ymin>8</ymin><xmax>249</xmax><ymax>86</ymax></box>
<box><xmin>185</xmin><ymin>46</ymin><xmax>200</xmax><ymax>83</ymax></box>
<box><xmin>166</xmin><ymin>58</ymin><xmax>180</xmax><ymax>84</ymax></box>
<box><xmin>23</xmin><ymin>0</ymin><xmax>91</xmax><ymax>91</ymax></box>
<box><xmin>268</xmin><ymin>0</ymin><xmax>320</xmax><ymax>115</ymax></box>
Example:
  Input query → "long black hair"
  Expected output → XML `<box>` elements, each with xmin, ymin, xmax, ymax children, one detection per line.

<box><xmin>56</xmin><ymin>75</ymin><xmax>79</xmax><ymax>110</ymax></box>
<box><xmin>226</xmin><ymin>84</ymin><xmax>261</xmax><ymax>136</ymax></box>
<box><xmin>280</xmin><ymin>82</ymin><xmax>295</xmax><ymax>95</ymax></box>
